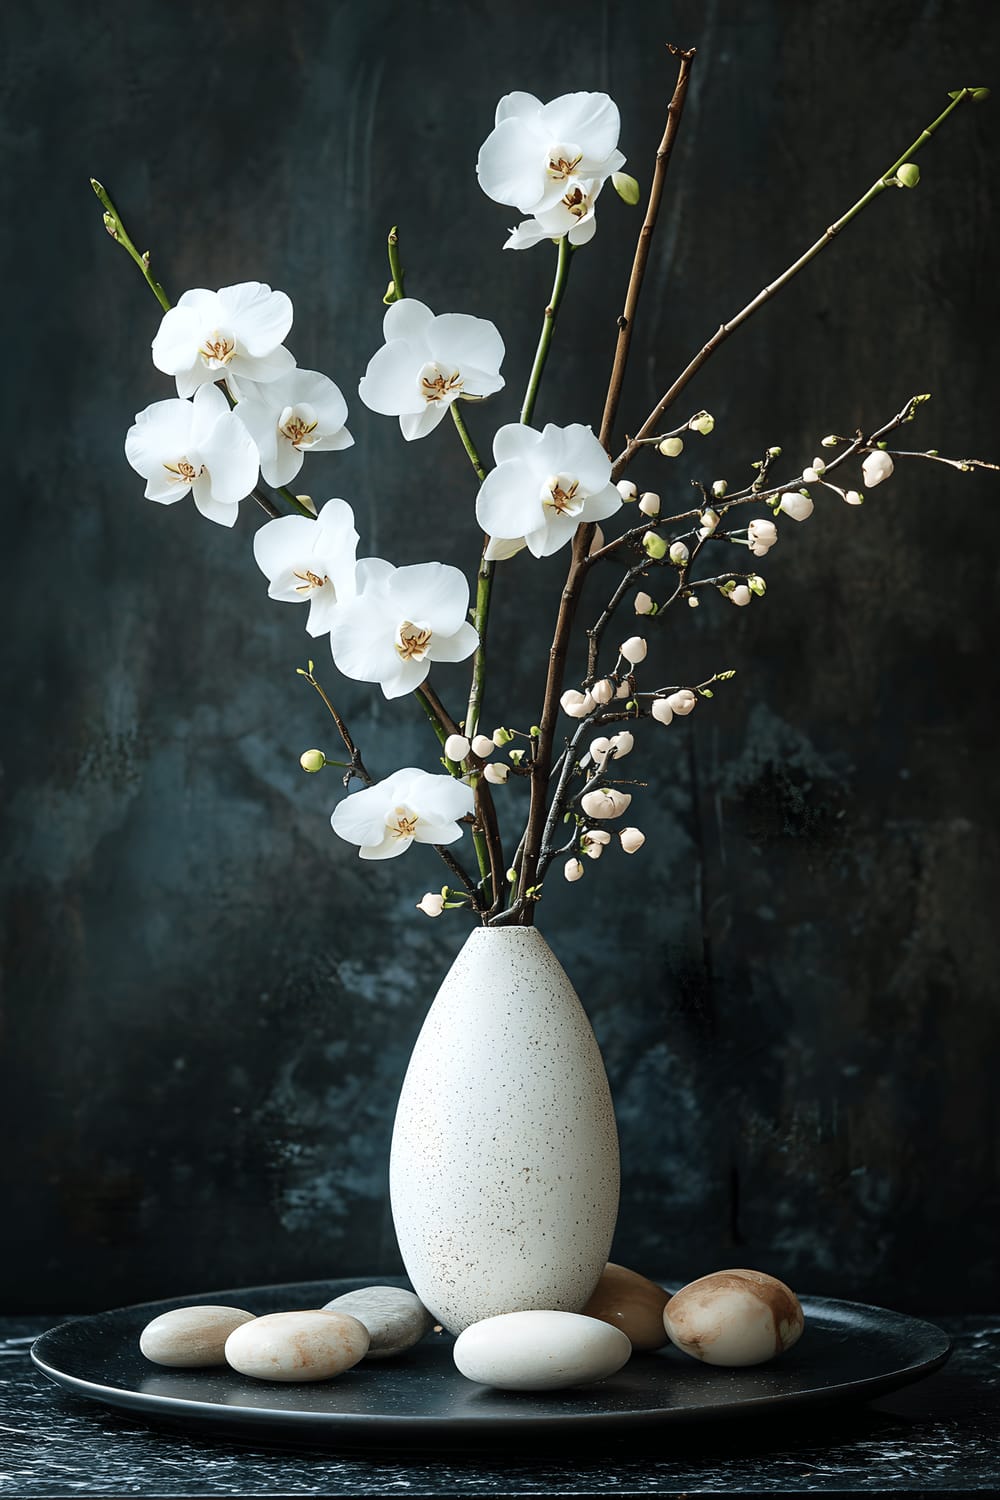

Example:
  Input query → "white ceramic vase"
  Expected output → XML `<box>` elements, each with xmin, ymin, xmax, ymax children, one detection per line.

<box><xmin>389</xmin><ymin>925</ymin><xmax>620</xmax><ymax>1334</ymax></box>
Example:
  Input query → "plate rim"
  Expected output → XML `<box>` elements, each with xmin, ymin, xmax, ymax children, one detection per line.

<box><xmin>29</xmin><ymin>1280</ymin><xmax>953</xmax><ymax>1434</ymax></box>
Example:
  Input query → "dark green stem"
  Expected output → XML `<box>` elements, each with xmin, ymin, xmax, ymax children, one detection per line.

<box><xmin>520</xmin><ymin>235</ymin><xmax>574</xmax><ymax>425</ymax></box>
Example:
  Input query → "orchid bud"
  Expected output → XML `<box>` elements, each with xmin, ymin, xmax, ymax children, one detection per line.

<box><xmin>471</xmin><ymin>734</ymin><xmax>494</xmax><ymax>759</ymax></box>
<box><xmin>416</xmin><ymin>893</ymin><xmax>446</xmax><ymax>917</ymax></box>
<box><xmin>895</xmin><ymin>162</ymin><xmax>920</xmax><ymax>188</ymax></box>
<box><xmin>669</xmin><ymin>540</ymin><xmax>690</xmax><ymax>565</ymax></box>
<box><xmin>564</xmin><ymin>858</ymin><xmax>585</xmax><ymax>883</ymax></box>
<box><xmin>619</xmin><ymin>827</ymin><xmax>646</xmax><ymax>854</ymax></box>
<box><xmin>612</xmin><ymin>170</ymin><xmax>642</xmax><ymax>205</ymax></box>
<box><xmin>862</xmin><ymin>450</ymin><xmax>894</xmax><ymax>487</ymax></box>
<box><xmin>588</xmin><ymin>526</ymin><xmax>605</xmax><ymax>555</ymax></box>
<box><xmin>620</xmin><ymin>636</ymin><xmax>648</xmax><ymax>665</ymax></box>
<box><xmin>821</xmin><ymin>435</ymin><xmax>840</xmax><ymax>447</ymax></box>
<box><xmin>643</xmin><ymin>530</ymin><xmax>667</xmax><ymax>560</ymax></box>
<box><xmin>299</xmin><ymin>749</ymin><xmax>327</xmax><ymax>773</ymax></box>
<box><xmin>560</xmin><ymin>689</ymin><xmax>594</xmax><ymax>719</ymax></box>
<box><xmin>730</xmin><ymin>584</ymin><xmax>752</xmax><ymax>607</ymax></box>
<box><xmin>634</xmin><ymin>591</ymin><xmax>655</xmax><ymax>615</ymax></box>
<box><xmin>484</xmin><ymin>762</ymin><xmax>509</xmax><ymax>785</ymax></box>
<box><xmin>667</xmin><ymin>689</ymin><xmax>697</xmax><ymax>716</ymax></box>
<box><xmin>689</xmin><ymin>411</ymin><xmax>715</xmax><ymax>435</ymax></box>
<box><xmin>651</xmin><ymin>698</ymin><xmax>674</xmax><ymax>725</ymax></box>
<box><xmin>492</xmin><ymin>726</ymin><xmax>514</xmax><ymax>746</ymax></box>
<box><xmin>295</xmin><ymin>494</ymin><xmax>319</xmax><ymax>517</ymax></box>
<box><xmin>778</xmin><ymin>491</ymin><xmax>814</xmax><ymax>522</ymax></box>
<box><xmin>591</xmin><ymin>678</ymin><xmax>614</xmax><ymax>705</ymax></box>
<box><xmin>844</xmin><ymin>489</ymin><xmax>864</xmax><ymax>506</ymax></box>
<box><xmin>445</xmin><ymin>733</ymin><xmax>470</xmax><ymax>762</ymax></box>
<box><xmin>610</xmin><ymin>730</ymin><xmax>635</xmax><ymax>758</ymax></box>
<box><xmin>616</xmin><ymin>479</ymin><xmax>638</xmax><ymax>502</ymax></box>
<box><xmin>658</xmin><ymin>436</ymin><xmax>684</xmax><ymax>457</ymax></box>
<box><xmin>580</xmin><ymin>788</ymin><xmax>633</xmax><ymax>820</ymax></box>
<box><xmin>639</xmin><ymin>491</ymin><xmax>661</xmax><ymax>517</ymax></box>
<box><xmin>712</xmin><ymin>480</ymin><xmax>728</xmax><ymax>498</ymax></box>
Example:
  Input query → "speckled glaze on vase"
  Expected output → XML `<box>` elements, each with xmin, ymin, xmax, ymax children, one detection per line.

<box><xmin>389</xmin><ymin>926</ymin><xmax>620</xmax><ymax>1334</ymax></box>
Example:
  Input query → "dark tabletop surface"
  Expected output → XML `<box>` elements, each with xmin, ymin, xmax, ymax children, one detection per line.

<box><xmin>1</xmin><ymin>1314</ymin><xmax>997</xmax><ymax>1497</ymax></box>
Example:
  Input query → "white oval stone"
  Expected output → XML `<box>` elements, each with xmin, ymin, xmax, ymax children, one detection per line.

<box><xmin>139</xmin><ymin>1305</ymin><xmax>256</xmax><ymax>1368</ymax></box>
<box><xmin>454</xmin><ymin>1310</ymin><xmax>632</xmax><ymax>1391</ymax></box>
<box><xmin>322</xmin><ymin>1286</ymin><xmax>433</xmax><ymax>1359</ymax></box>
<box><xmin>224</xmin><ymin>1310</ymin><xmax>370</xmax><ymax>1382</ymax></box>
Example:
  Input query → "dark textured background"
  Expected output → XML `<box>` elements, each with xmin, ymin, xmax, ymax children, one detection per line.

<box><xmin>1</xmin><ymin>0</ymin><xmax>997</xmax><ymax>1315</ymax></box>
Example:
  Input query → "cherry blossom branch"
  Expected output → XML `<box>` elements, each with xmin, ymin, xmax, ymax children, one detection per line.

<box><xmin>599</xmin><ymin>44</ymin><xmax>696</xmax><ymax>448</ymax></box>
<box><xmin>416</xmin><ymin>682</ymin><xmax>504</xmax><ymax>917</ymax></box>
<box><xmin>610</xmin><ymin>86</ymin><xmax>987</xmax><ymax>481</ymax></box>
<box><xmin>511</xmin><ymin>53</ymin><xmax>694</xmax><ymax>922</ymax></box>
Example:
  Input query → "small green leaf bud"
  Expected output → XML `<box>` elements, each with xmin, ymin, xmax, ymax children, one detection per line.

<box><xmin>768</xmin><ymin>445</ymin><xmax>782</xmax><ymax>458</ymax></box>
<box><xmin>612</xmin><ymin>170</ymin><xmax>641</xmax><ymax>205</ymax></box>
<box><xmin>896</xmin><ymin>162</ymin><xmax>920</xmax><ymax>189</ymax></box>
<box><xmin>658</xmin><ymin>436</ymin><xmax>684</xmax><ymax>458</ymax></box>
<box><xmin>383</xmin><ymin>279</ymin><xmax>398</xmax><ymax>306</ymax></box>
<box><xmin>971</xmin><ymin>87</ymin><xmax>990</xmax><ymax>101</ymax></box>
<box><xmin>748</xmin><ymin>574</ymin><xmax>767</xmax><ymax>597</ymax></box>
<box><xmin>700</xmin><ymin>687</ymin><xmax>714</xmax><ymax>698</ymax></box>
<box><xmin>299</xmin><ymin>749</ymin><xmax>326</xmax><ymax>773</ymax></box>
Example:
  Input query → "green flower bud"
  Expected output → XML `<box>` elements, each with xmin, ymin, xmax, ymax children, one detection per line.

<box><xmin>658</xmin><ymin>436</ymin><xmax>684</xmax><ymax>458</ymax></box>
<box><xmin>748</xmin><ymin>574</ymin><xmax>767</xmax><ymax>597</ymax></box>
<box><xmin>767</xmin><ymin>445</ymin><xmax>782</xmax><ymax>458</ymax></box>
<box><xmin>689</xmin><ymin>411</ymin><xmax>715</xmax><ymax>435</ymax></box>
<box><xmin>895</xmin><ymin>162</ymin><xmax>920</xmax><ymax>189</ymax></box>
<box><xmin>299</xmin><ymin>749</ymin><xmax>326</xmax><ymax>773</ymax></box>
<box><xmin>612</xmin><ymin>171</ymin><xmax>641</xmax><ymax>205</ymax></box>
<box><xmin>643</xmin><ymin>530</ymin><xmax>668</xmax><ymax>560</ymax></box>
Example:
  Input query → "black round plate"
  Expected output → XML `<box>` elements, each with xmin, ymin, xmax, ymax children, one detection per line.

<box><xmin>31</xmin><ymin>1277</ymin><xmax>950</xmax><ymax>1446</ymax></box>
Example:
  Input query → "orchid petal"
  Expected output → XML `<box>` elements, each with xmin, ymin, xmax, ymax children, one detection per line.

<box><xmin>218</xmin><ymin>282</ymin><xmax>293</xmax><ymax>355</ymax></box>
<box><xmin>383</xmin><ymin>297</ymin><xmax>435</xmax><ymax>344</ymax></box>
<box><xmin>476</xmin><ymin>459</ymin><xmax>548</xmax><ymax>539</ymax></box>
<box><xmin>359</xmin><ymin>340</ymin><xmax>428</xmax><ymax>416</ymax></box>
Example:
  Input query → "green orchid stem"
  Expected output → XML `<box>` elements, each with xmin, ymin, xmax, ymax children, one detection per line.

<box><xmin>91</xmin><ymin>178</ymin><xmax>312</xmax><ymax>521</ymax></box>
<box><xmin>520</xmin><ymin>236</ymin><xmax>573</xmax><ymax>425</ymax></box>
<box><xmin>450</xmin><ymin>403</ymin><xmax>488</xmax><ymax>482</ymax></box>
<box><xmin>90</xmin><ymin>178</ymin><xmax>171</xmax><ymax>313</ymax></box>
<box><xmin>387</xmin><ymin>226</ymin><xmax>405</xmax><ymax>301</ymax></box>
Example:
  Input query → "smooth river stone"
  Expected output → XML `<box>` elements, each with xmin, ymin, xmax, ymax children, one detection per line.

<box><xmin>582</xmin><ymin>1262</ymin><xmax>670</xmax><ymax>1351</ymax></box>
<box><xmin>454</xmin><ymin>1309</ymin><xmax>632</xmax><ymax>1391</ymax></box>
<box><xmin>224</xmin><ymin>1310</ymin><xmax>370</xmax><ymax>1382</ymax></box>
<box><xmin>139</xmin><ymin>1305</ymin><xmax>255</xmax><ymax>1367</ymax></box>
<box><xmin>322</xmin><ymin>1285</ymin><xmax>433</xmax><ymax>1359</ymax></box>
<box><xmin>664</xmin><ymin>1268</ymin><xmax>805</xmax><ymax>1366</ymax></box>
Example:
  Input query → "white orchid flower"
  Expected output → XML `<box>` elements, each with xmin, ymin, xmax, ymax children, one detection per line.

<box><xmin>475</xmin><ymin>422</ymin><xmax>622</xmax><ymax>558</ymax></box>
<box><xmin>477</xmin><ymin>91</ymin><xmax>625</xmax><ymax>216</ymax></box>
<box><xmin>331</xmin><ymin>767</ymin><xmax>474</xmax><ymax>861</ymax></box>
<box><xmin>252</xmin><ymin>499</ymin><xmax>360</xmax><ymax>637</ymax></box>
<box><xmin>504</xmin><ymin>176</ymin><xmax>605</xmax><ymax>251</ymax></box>
<box><xmin>151</xmin><ymin>282</ymin><xmax>295</xmax><ymax>398</ymax></box>
<box><xmin>328</xmin><ymin>559</ymin><xmax>479</xmax><ymax>699</ymax></box>
<box><xmin>124</xmin><ymin>384</ymin><xmax>259</xmax><ymax>527</ymax></box>
<box><xmin>358</xmin><ymin>299</ymin><xmax>505</xmax><ymax>441</ymax></box>
<box><xmin>235</xmin><ymin>369</ymin><xmax>353</xmax><ymax>487</ymax></box>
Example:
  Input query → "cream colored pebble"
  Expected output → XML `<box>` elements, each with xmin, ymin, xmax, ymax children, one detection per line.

<box><xmin>139</xmin><ymin>1305</ymin><xmax>256</xmax><ymax>1368</ymax></box>
<box><xmin>224</xmin><ymin>1309</ymin><xmax>370</xmax><ymax>1382</ymax></box>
